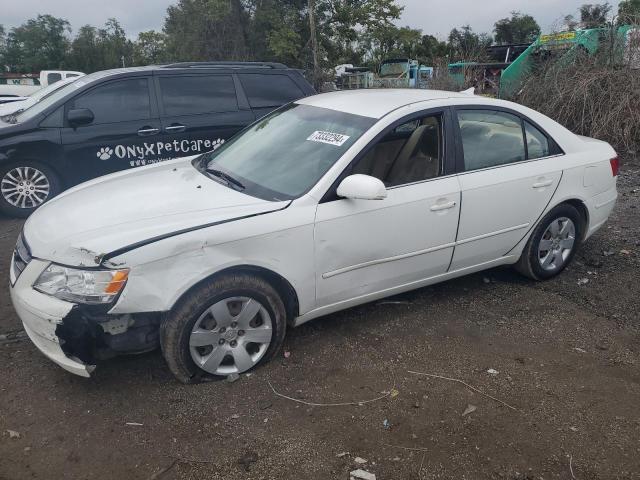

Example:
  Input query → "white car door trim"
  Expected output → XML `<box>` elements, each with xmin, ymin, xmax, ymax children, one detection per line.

<box><xmin>322</xmin><ymin>241</ymin><xmax>457</xmax><ymax>279</ymax></box>
<box><xmin>322</xmin><ymin>221</ymin><xmax>531</xmax><ymax>280</ymax></box>
<box><xmin>455</xmin><ymin>222</ymin><xmax>531</xmax><ymax>246</ymax></box>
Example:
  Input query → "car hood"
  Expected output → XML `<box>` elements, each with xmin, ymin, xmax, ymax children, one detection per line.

<box><xmin>24</xmin><ymin>158</ymin><xmax>289</xmax><ymax>267</ymax></box>
<box><xmin>0</xmin><ymin>99</ymin><xmax>31</xmax><ymax>117</ymax></box>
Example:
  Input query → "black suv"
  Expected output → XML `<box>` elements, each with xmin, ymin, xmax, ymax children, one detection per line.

<box><xmin>0</xmin><ymin>62</ymin><xmax>315</xmax><ymax>217</ymax></box>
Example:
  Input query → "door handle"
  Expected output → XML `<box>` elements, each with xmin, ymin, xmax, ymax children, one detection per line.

<box><xmin>137</xmin><ymin>127</ymin><xmax>160</xmax><ymax>137</ymax></box>
<box><xmin>430</xmin><ymin>201</ymin><xmax>457</xmax><ymax>212</ymax></box>
<box><xmin>165</xmin><ymin>124</ymin><xmax>186</xmax><ymax>133</ymax></box>
<box><xmin>532</xmin><ymin>179</ymin><xmax>554</xmax><ymax>189</ymax></box>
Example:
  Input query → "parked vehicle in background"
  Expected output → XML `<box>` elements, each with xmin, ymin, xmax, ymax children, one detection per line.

<box><xmin>9</xmin><ymin>89</ymin><xmax>618</xmax><ymax>381</ymax></box>
<box><xmin>337</xmin><ymin>59</ymin><xmax>433</xmax><ymax>90</ymax></box>
<box><xmin>0</xmin><ymin>62</ymin><xmax>315</xmax><ymax>217</ymax></box>
<box><xmin>0</xmin><ymin>70</ymin><xmax>84</xmax><ymax>102</ymax></box>
<box><xmin>0</xmin><ymin>77</ymin><xmax>80</xmax><ymax>118</ymax></box>
<box><xmin>447</xmin><ymin>25</ymin><xmax>639</xmax><ymax>98</ymax></box>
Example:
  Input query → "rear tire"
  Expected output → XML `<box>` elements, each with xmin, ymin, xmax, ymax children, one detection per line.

<box><xmin>515</xmin><ymin>203</ymin><xmax>584</xmax><ymax>281</ymax></box>
<box><xmin>160</xmin><ymin>273</ymin><xmax>287</xmax><ymax>384</ymax></box>
<box><xmin>0</xmin><ymin>162</ymin><xmax>61</xmax><ymax>218</ymax></box>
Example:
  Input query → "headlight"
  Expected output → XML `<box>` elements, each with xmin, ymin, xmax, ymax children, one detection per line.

<box><xmin>34</xmin><ymin>264</ymin><xmax>129</xmax><ymax>304</ymax></box>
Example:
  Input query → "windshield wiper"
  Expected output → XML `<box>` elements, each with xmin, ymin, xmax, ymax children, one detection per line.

<box><xmin>206</xmin><ymin>167</ymin><xmax>245</xmax><ymax>191</ymax></box>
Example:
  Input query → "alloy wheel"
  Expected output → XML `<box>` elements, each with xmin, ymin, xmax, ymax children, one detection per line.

<box><xmin>189</xmin><ymin>296</ymin><xmax>273</xmax><ymax>375</ymax></box>
<box><xmin>538</xmin><ymin>217</ymin><xmax>576</xmax><ymax>272</ymax></box>
<box><xmin>1</xmin><ymin>166</ymin><xmax>51</xmax><ymax>209</ymax></box>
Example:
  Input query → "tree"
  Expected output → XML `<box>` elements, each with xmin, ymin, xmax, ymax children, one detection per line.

<box><xmin>494</xmin><ymin>11</ymin><xmax>541</xmax><ymax>44</ymax></box>
<box><xmin>163</xmin><ymin>0</ymin><xmax>250</xmax><ymax>62</ymax></box>
<box><xmin>97</xmin><ymin>18</ymin><xmax>133</xmax><ymax>68</ymax></box>
<box><xmin>448</xmin><ymin>25</ymin><xmax>492</xmax><ymax>61</ymax></box>
<box><xmin>133</xmin><ymin>31</ymin><xmax>168</xmax><ymax>65</ymax></box>
<box><xmin>316</xmin><ymin>0</ymin><xmax>403</xmax><ymax>65</ymax></box>
<box><xmin>417</xmin><ymin>34</ymin><xmax>449</xmax><ymax>63</ymax></box>
<box><xmin>580</xmin><ymin>3</ymin><xmax>612</xmax><ymax>28</ymax></box>
<box><xmin>67</xmin><ymin>19</ymin><xmax>134</xmax><ymax>72</ymax></box>
<box><xmin>618</xmin><ymin>0</ymin><xmax>640</xmax><ymax>24</ymax></box>
<box><xmin>68</xmin><ymin>25</ymin><xmax>101</xmax><ymax>72</ymax></box>
<box><xmin>246</xmin><ymin>0</ymin><xmax>305</xmax><ymax>66</ymax></box>
<box><xmin>3</xmin><ymin>15</ymin><xmax>71</xmax><ymax>72</ymax></box>
<box><xmin>563</xmin><ymin>14</ymin><xmax>580</xmax><ymax>31</ymax></box>
<box><xmin>0</xmin><ymin>25</ymin><xmax>6</xmax><ymax>69</ymax></box>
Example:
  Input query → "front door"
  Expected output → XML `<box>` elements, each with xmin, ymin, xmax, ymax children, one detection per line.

<box><xmin>61</xmin><ymin>77</ymin><xmax>163</xmax><ymax>181</ymax></box>
<box><xmin>450</xmin><ymin>108</ymin><xmax>563</xmax><ymax>270</ymax></box>
<box><xmin>314</xmin><ymin>111</ymin><xmax>461</xmax><ymax>307</ymax></box>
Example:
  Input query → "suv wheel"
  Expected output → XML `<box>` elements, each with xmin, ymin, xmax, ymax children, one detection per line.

<box><xmin>515</xmin><ymin>203</ymin><xmax>584</xmax><ymax>280</ymax></box>
<box><xmin>0</xmin><ymin>162</ymin><xmax>60</xmax><ymax>217</ymax></box>
<box><xmin>160</xmin><ymin>273</ymin><xmax>287</xmax><ymax>383</ymax></box>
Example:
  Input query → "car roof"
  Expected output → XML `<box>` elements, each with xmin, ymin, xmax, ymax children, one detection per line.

<box><xmin>295</xmin><ymin>89</ymin><xmax>472</xmax><ymax>119</ymax></box>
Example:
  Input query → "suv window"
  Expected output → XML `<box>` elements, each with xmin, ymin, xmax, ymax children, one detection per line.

<box><xmin>159</xmin><ymin>75</ymin><xmax>237</xmax><ymax>116</ymax></box>
<box><xmin>524</xmin><ymin>121</ymin><xmax>550</xmax><ymax>159</ymax></box>
<box><xmin>457</xmin><ymin>110</ymin><xmax>526</xmax><ymax>171</ymax></box>
<box><xmin>353</xmin><ymin>114</ymin><xmax>443</xmax><ymax>187</ymax></box>
<box><xmin>72</xmin><ymin>78</ymin><xmax>151</xmax><ymax>125</ymax></box>
<box><xmin>239</xmin><ymin>74</ymin><xmax>305</xmax><ymax>109</ymax></box>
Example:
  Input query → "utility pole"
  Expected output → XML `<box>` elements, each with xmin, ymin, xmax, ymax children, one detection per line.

<box><xmin>308</xmin><ymin>0</ymin><xmax>320</xmax><ymax>89</ymax></box>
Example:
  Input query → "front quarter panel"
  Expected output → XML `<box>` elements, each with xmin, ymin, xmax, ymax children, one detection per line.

<box><xmin>108</xmin><ymin>200</ymin><xmax>318</xmax><ymax>316</ymax></box>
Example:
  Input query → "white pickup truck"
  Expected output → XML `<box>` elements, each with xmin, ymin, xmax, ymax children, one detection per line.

<box><xmin>0</xmin><ymin>70</ymin><xmax>84</xmax><ymax>103</ymax></box>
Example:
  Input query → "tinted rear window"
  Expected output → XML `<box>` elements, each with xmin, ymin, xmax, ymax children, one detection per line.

<box><xmin>239</xmin><ymin>74</ymin><xmax>305</xmax><ymax>109</ymax></box>
<box><xmin>160</xmin><ymin>75</ymin><xmax>238</xmax><ymax>116</ymax></box>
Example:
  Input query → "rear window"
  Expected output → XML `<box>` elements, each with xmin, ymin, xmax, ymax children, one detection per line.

<box><xmin>47</xmin><ymin>73</ymin><xmax>62</xmax><ymax>85</ymax></box>
<box><xmin>160</xmin><ymin>75</ymin><xmax>238</xmax><ymax>116</ymax></box>
<box><xmin>239</xmin><ymin>74</ymin><xmax>305</xmax><ymax>109</ymax></box>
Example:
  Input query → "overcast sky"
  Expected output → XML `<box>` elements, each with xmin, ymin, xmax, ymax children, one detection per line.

<box><xmin>4</xmin><ymin>0</ymin><xmax>623</xmax><ymax>39</ymax></box>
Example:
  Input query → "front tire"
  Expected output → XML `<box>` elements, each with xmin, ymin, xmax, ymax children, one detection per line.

<box><xmin>0</xmin><ymin>162</ymin><xmax>61</xmax><ymax>217</ymax></box>
<box><xmin>160</xmin><ymin>273</ymin><xmax>287</xmax><ymax>384</ymax></box>
<box><xmin>515</xmin><ymin>203</ymin><xmax>584</xmax><ymax>280</ymax></box>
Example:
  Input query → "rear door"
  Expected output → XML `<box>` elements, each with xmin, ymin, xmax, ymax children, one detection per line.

<box><xmin>61</xmin><ymin>76</ymin><xmax>163</xmax><ymax>181</ymax></box>
<box><xmin>155</xmin><ymin>73</ymin><xmax>254</xmax><ymax>159</ymax></box>
<box><xmin>450</xmin><ymin>107</ymin><xmax>564</xmax><ymax>270</ymax></box>
<box><xmin>237</xmin><ymin>73</ymin><xmax>307</xmax><ymax>119</ymax></box>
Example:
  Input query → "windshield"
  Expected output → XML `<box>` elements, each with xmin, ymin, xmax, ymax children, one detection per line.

<box><xmin>14</xmin><ymin>80</ymin><xmax>80</xmax><ymax>123</ymax></box>
<box><xmin>201</xmin><ymin>104</ymin><xmax>375</xmax><ymax>200</ymax></box>
<box><xmin>28</xmin><ymin>78</ymin><xmax>75</xmax><ymax>101</ymax></box>
<box><xmin>380</xmin><ymin>62</ymin><xmax>408</xmax><ymax>77</ymax></box>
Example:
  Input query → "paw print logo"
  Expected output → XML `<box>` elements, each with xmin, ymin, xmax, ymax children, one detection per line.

<box><xmin>97</xmin><ymin>147</ymin><xmax>113</xmax><ymax>161</ymax></box>
<box><xmin>211</xmin><ymin>138</ymin><xmax>225</xmax><ymax>151</ymax></box>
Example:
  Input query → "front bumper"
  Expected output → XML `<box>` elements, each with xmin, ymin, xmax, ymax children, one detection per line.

<box><xmin>9</xmin><ymin>257</ymin><xmax>94</xmax><ymax>377</ymax></box>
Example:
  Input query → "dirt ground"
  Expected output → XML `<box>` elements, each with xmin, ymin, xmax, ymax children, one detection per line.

<box><xmin>0</xmin><ymin>163</ymin><xmax>639</xmax><ymax>480</ymax></box>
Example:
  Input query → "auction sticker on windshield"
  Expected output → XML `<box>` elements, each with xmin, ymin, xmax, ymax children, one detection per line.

<box><xmin>307</xmin><ymin>130</ymin><xmax>350</xmax><ymax>147</ymax></box>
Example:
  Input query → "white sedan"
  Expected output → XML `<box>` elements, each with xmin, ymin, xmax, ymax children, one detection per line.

<box><xmin>10</xmin><ymin>89</ymin><xmax>618</xmax><ymax>382</ymax></box>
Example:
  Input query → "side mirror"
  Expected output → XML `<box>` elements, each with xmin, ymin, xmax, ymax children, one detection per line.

<box><xmin>67</xmin><ymin>108</ymin><xmax>94</xmax><ymax>127</ymax></box>
<box><xmin>337</xmin><ymin>174</ymin><xmax>387</xmax><ymax>201</ymax></box>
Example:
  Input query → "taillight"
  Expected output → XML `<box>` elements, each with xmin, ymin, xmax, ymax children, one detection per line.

<box><xmin>610</xmin><ymin>156</ymin><xmax>620</xmax><ymax>177</ymax></box>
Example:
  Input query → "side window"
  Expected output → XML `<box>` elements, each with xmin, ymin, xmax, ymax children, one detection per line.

<box><xmin>72</xmin><ymin>78</ymin><xmax>151</xmax><ymax>125</ymax></box>
<box><xmin>239</xmin><ymin>74</ymin><xmax>305</xmax><ymax>109</ymax></box>
<box><xmin>524</xmin><ymin>121</ymin><xmax>550</xmax><ymax>159</ymax></box>
<box><xmin>47</xmin><ymin>73</ymin><xmax>62</xmax><ymax>85</ymax></box>
<box><xmin>159</xmin><ymin>75</ymin><xmax>238</xmax><ymax>116</ymax></box>
<box><xmin>353</xmin><ymin>114</ymin><xmax>443</xmax><ymax>187</ymax></box>
<box><xmin>457</xmin><ymin>110</ymin><xmax>525</xmax><ymax>171</ymax></box>
<box><xmin>40</xmin><ymin>106</ymin><xmax>64</xmax><ymax>128</ymax></box>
